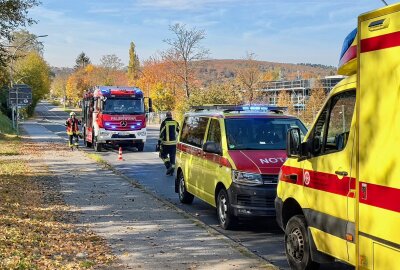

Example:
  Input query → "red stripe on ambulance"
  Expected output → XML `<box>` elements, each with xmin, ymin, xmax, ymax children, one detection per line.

<box><xmin>361</xmin><ymin>31</ymin><xmax>400</xmax><ymax>53</ymax></box>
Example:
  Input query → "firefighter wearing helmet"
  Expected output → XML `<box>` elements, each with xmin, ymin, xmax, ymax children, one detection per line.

<box><xmin>65</xmin><ymin>111</ymin><xmax>81</xmax><ymax>148</ymax></box>
<box><xmin>157</xmin><ymin>111</ymin><xmax>179</xmax><ymax>176</ymax></box>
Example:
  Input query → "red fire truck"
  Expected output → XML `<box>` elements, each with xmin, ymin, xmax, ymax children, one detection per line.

<box><xmin>82</xmin><ymin>86</ymin><xmax>152</xmax><ymax>152</ymax></box>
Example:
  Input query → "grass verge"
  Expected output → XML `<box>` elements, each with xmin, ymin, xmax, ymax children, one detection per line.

<box><xmin>0</xmin><ymin>111</ymin><xmax>15</xmax><ymax>135</ymax></box>
<box><xmin>86</xmin><ymin>153</ymin><xmax>110</xmax><ymax>168</ymax></box>
<box><xmin>0</xmin><ymin>136</ymin><xmax>116</xmax><ymax>269</ymax></box>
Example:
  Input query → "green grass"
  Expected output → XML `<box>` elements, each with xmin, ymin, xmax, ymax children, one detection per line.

<box><xmin>86</xmin><ymin>153</ymin><xmax>109</xmax><ymax>167</ymax></box>
<box><xmin>0</xmin><ymin>111</ymin><xmax>15</xmax><ymax>135</ymax></box>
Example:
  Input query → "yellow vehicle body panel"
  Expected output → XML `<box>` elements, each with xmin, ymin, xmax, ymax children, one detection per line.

<box><xmin>357</xmin><ymin>3</ymin><xmax>400</xmax><ymax>269</ymax></box>
<box><xmin>309</xmin><ymin>227</ymin><xmax>350</xmax><ymax>262</ymax></box>
<box><xmin>277</xmin><ymin>3</ymin><xmax>400</xmax><ymax>269</ymax></box>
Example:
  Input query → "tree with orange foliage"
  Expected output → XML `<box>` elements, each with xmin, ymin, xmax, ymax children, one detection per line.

<box><xmin>136</xmin><ymin>56</ymin><xmax>181</xmax><ymax>109</ymax></box>
<box><xmin>277</xmin><ymin>90</ymin><xmax>295</xmax><ymax>115</ymax></box>
<box><xmin>235</xmin><ymin>52</ymin><xmax>263</xmax><ymax>105</ymax></box>
<box><xmin>304</xmin><ymin>81</ymin><xmax>327</xmax><ymax>126</ymax></box>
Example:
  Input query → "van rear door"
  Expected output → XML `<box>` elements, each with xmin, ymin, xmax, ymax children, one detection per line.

<box><xmin>357</xmin><ymin>4</ymin><xmax>400</xmax><ymax>269</ymax></box>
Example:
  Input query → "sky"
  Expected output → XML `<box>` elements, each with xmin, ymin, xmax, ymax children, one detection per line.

<box><xmin>27</xmin><ymin>0</ymin><xmax>391</xmax><ymax>68</ymax></box>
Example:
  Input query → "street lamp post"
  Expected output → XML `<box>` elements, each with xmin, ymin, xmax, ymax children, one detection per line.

<box><xmin>9</xmin><ymin>34</ymin><xmax>48</xmax><ymax>134</ymax></box>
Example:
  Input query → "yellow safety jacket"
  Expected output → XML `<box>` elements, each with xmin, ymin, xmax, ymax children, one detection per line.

<box><xmin>159</xmin><ymin>118</ymin><xmax>179</xmax><ymax>146</ymax></box>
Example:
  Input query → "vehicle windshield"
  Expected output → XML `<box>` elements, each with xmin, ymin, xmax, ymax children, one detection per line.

<box><xmin>225</xmin><ymin>117</ymin><xmax>307</xmax><ymax>150</ymax></box>
<box><xmin>103</xmin><ymin>98</ymin><xmax>144</xmax><ymax>115</ymax></box>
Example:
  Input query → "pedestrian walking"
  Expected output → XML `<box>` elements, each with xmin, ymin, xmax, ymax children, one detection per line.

<box><xmin>157</xmin><ymin>111</ymin><xmax>179</xmax><ymax>176</ymax></box>
<box><xmin>65</xmin><ymin>112</ymin><xmax>81</xmax><ymax>148</ymax></box>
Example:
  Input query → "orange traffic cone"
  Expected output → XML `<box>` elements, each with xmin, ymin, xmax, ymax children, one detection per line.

<box><xmin>118</xmin><ymin>147</ymin><xmax>123</xmax><ymax>161</ymax></box>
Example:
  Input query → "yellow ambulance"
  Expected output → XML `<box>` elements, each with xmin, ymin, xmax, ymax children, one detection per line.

<box><xmin>175</xmin><ymin>105</ymin><xmax>307</xmax><ymax>229</ymax></box>
<box><xmin>275</xmin><ymin>3</ymin><xmax>400</xmax><ymax>270</ymax></box>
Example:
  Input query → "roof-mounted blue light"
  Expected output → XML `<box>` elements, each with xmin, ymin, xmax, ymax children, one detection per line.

<box><xmin>339</xmin><ymin>28</ymin><xmax>357</xmax><ymax>60</ymax></box>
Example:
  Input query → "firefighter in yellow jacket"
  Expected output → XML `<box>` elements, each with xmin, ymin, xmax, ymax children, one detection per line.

<box><xmin>65</xmin><ymin>112</ymin><xmax>81</xmax><ymax>148</ymax></box>
<box><xmin>158</xmin><ymin>111</ymin><xmax>179</xmax><ymax>176</ymax></box>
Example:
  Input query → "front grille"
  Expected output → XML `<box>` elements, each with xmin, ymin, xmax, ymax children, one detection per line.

<box><xmin>261</xmin><ymin>174</ymin><xmax>279</xmax><ymax>185</ymax></box>
<box><xmin>237</xmin><ymin>194</ymin><xmax>275</xmax><ymax>208</ymax></box>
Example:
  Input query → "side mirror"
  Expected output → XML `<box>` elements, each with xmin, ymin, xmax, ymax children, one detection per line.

<box><xmin>202</xmin><ymin>141</ymin><xmax>222</xmax><ymax>155</ymax></box>
<box><xmin>286</xmin><ymin>128</ymin><xmax>301</xmax><ymax>158</ymax></box>
<box><xmin>312</xmin><ymin>137</ymin><xmax>322</xmax><ymax>154</ymax></box>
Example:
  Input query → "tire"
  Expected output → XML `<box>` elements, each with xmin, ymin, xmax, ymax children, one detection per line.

<box><xmin>285</xmin><ymin>215</ymin><xmax>320</xmax><ymax>270</ymax></box>
<box><xmin>136</xmin><ymin>142</ymin><xmax>144</xmax><ymax>152</ymax></box>
<box><xmin>178</xmin><ymin>172</ymin><xmax>194</xmax><ymax>204</ymax></box>
<box><xmin>84</xmin><ymin>129</ymin><xmax>92</xmax><ymax>147</ymax></box>
<box><xmin>216</xmin><ymin>189</ymin><xmax>237</xmax><ymax>230</ymax></box>
<box><xmin>93</xmin><ymin>136</ymin><xmax>102</xmax><ymax>152</ymax></box>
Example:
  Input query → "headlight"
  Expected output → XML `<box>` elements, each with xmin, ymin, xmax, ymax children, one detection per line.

<box><xmin>137</xmin><ymin>131</ymin><xmax>146</xmax><ymax>136</ymax></box>
<box><xmin>232</xmin><ymin>170</ymin><xmax>263</xmax><ymax>186</ymax></box>
<box><xmin>100</xmin><ymin>131</ymin><xmax>109</xmax><ymax>136</ymax></box>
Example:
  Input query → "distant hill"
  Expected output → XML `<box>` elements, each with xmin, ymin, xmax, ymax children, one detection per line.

<box><xmin>50</xmin><ymin>59</ymin><xmax>338</xmax><ymax>85</ymax></box>
<box><xmin>194</xmin><ymin>59</ymin><xmax>337</xmax><ymax>85</ymax></box>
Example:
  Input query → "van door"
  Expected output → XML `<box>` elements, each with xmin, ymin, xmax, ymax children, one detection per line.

<box><xmin>201</xmin><ymin>118</ymin><xmax>223</xmax><ymax>205</ymax></box>
<box><xmin>301</xmin><ymin>88</ymin><xmax>356</xmax><ymax>263</ymax></box>
<box><xmin>179</xmin><ymin>116</ymin><xmax>209</xmax><ymax>197</ymax></box>
<box><xmin>357</xmin><ymin>5</ymin><xmax>400</xmax><ymax>269</ymax></box>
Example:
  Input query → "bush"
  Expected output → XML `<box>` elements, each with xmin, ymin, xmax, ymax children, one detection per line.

<box><xmin>0</xmin><ymin>110</ymin><xmax>15</xmax><ymax>134</ymax></box>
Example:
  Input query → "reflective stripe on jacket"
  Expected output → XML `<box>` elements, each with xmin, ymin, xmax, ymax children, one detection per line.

<box><xmin>159</xmin><ymin>118</ymin><xmax>179</xmax><ymax>145</ymax></box>
<box><xmin>66</xmin><ymin>118</ymin><xmax>80</xmax><ymax>135</ymax></box>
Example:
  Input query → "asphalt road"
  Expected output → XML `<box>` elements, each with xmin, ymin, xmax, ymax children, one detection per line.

<box><xmin>33</xmin><ymin>101</ymin><xmax>353</xmax><ymax>270</ymax></box>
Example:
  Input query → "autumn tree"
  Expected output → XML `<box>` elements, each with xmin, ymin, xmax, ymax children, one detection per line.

<box><xmin>262</xmin><ymin>69</ymin><xmax>280</xmax><ymax>81</ymax></box>
<box><xmin>74</xmin><ymin>52</ymin><xmax>91</xmax><ymax>70</ymax></box>
<box><xmin>188</xmin><ymin>82</ymin><xmax>242</xmax><ymax>107</ymax></box>
<box><xmin>0</xmin><ymin>0</ymin><xmax>39</xmax><ymax>66</ymax></box>
<box><xmin>50</xmin><ymin>73</ymin><xmax>69</xmax><ymax>101</ymax></box>
<box><xmin>128</xmin><ymin>41</ymin><xmax>140</xmax><ymax>83</ymax></box>
<box><xmin>304</xmin><ymin>81</ymin><xmax>327</xmax><ymax>125</ymax></box>
<box><xmin>235</xmin><ymin>52</ymin><xmax>264</xmax><ymax>104</ymax></box>
<box><xmin>277</xmin><ymin>90</ymin><xmax>295</xmax><ymax>115</ymax></box>
<box><xmin>150</xmin><ymin>82</ymin><xmax>175</xmax><ymax>112</ymax></box>
<box><xmin>14</xmin><ymin>51</ymin><xmax>51</xmax><ymax>115</ymax></box>
<box><xmin>136</xmin><ymin>55</ymin><xmax>181</xmax><ymax>101</ymax></box>
<box><xmin>66</xmin><ymin>71</ymin><xmax>87</xmax><ymax>105</ymax></box>
<box><xmin>163</xmin><ymin>23</ymin><xmax>209</xmax><ymax>98</ymax></box>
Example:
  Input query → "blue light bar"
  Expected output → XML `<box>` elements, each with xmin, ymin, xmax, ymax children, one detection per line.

<box><xmin>339</xmin><ymin>28</ymin><xmax>357</xmax><ymax>60</ymax></box>
<box><xmin>101</xmin><ymin>89</ymin><xmax>111</xmax><ymax>95</ymax></box>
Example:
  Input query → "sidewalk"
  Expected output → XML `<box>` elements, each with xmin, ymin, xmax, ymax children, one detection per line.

<box><xmin>22</xmin><ymin>121</ymin><xmax>276</xmax><ymax>270</ymax></box>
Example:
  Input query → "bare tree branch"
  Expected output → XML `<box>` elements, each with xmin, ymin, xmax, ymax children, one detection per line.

<box><xmin>163</xmin><ymin>23</ymin><xmax>209</xmax><ymax>98</ymax></box>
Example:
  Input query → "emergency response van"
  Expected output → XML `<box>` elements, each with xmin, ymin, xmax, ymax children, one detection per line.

<box><xmin>175</xmin><ymin>105</ymin><xmax>307</xmax><ymax>229</ymax></box>
<box><xmin>275</xmin><ymin>3</ymin><xmax>400</xmax><ymax>270</ymax></box>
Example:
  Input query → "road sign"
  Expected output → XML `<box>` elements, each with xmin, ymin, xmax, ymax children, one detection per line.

<box><xmin>8</xmin><ymin>84</ymin><xmax>32</xmax><ymax>107</ymax></box>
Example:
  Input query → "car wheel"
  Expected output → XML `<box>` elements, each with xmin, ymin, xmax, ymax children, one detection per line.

<box><xmin>178</xmin><ymin>172</ymin><xmax>194</xmax><ymax>204</ymax></box>
<box><xmin>285</xmin><ymin>215</ymin><xmax>320</xmax><ymax>270</ymax></box>
<box><xmin>216</xmin><ymin>189</ymin><xmax>236</xmax><ymax>230</ymax></box>
<box><xmin>93</xmin><ymin>135</ymin><xmax>102</xmax><ymax>152</ymax></box>
<box><xmin>84</xmin><ymin>129</ymin><xmax>92</xmax><ymax>147</ymax></box>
